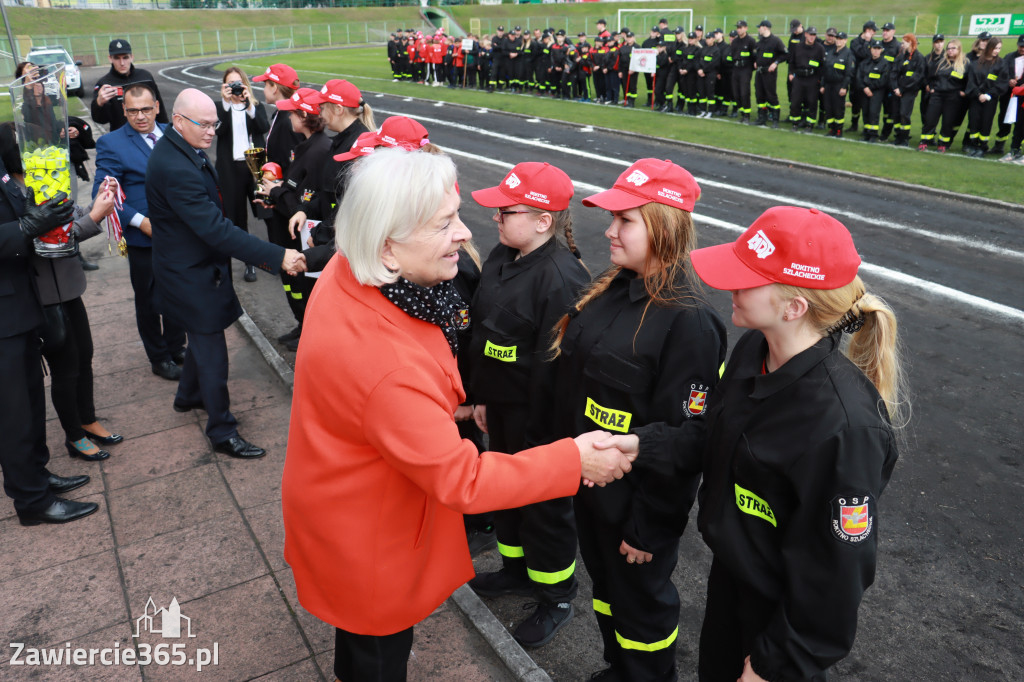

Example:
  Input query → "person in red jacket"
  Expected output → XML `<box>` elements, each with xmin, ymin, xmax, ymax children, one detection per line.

<box><xmin>282</xmin><ymin>148</ymin><xmax>634</xmax><ymax>682</ymax></box>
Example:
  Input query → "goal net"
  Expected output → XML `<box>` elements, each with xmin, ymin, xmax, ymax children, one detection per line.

<box><xmin>616</xmin><ymin>8</ymin><xmax>694</xmax><ymax>36</ymax></box>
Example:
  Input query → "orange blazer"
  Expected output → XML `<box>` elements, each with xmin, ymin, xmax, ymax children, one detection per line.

<box><xmin>282</xmin><ymin>256</ymin><xmax>582</xmax><ymax>636</ymax></box>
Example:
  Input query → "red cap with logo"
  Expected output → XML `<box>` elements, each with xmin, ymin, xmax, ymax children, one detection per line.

<box><xmin>582</xmin><ymin>158</ymin><xmax>700</xmax><ymax>212</ymax></box>
<box><xmin>689</xmin><ymin>206</ymin><xmax>861</xmax><ymax>290</ymax></box>
<box><xmin>252</xmin><ymin>63</ymin><xmax>299</xmax><ymax>87</ymax></box>
<box><xmin>275</xmin><ymin>87</ymin><xmax>321</xmax><ymax>115</ymax></box>
<box><xmin>309</xmin><ymin>79</ymin><xmax>362</xmax><ymax>107</ymax></box>
<box><xmin>471</xmin><ymin>162</ymin><xmax>574</xmax><ymax>211</ymax></box>
<box><xmin>333</xmin><ymin>116</ymin><xmax>430</xmax><ymax>161</ymax></box>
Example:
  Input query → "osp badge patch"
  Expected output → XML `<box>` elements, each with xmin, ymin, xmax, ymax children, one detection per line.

<box><xmin>684</xmin><ymin>384</ymin><xmax>708</xmax><ymax>418</ymax></box>
<box><xmin>454</xmin><ymin>307</ymin><xmax>470</xmax><ymax>330</ymax></box>
<box><xmin>830</xmin><ymin>494</ymin><xmax>874</xmax><ymax>545</ymax></box>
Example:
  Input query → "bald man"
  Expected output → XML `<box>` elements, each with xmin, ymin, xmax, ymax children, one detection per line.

<box><xmin>146</xmin><ymin>89</ymin><xmax>306</xmax><ymax>459</ymax></box>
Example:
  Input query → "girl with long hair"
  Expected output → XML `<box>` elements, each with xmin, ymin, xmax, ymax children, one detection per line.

<box><xmin>919</xmin><ymin>39</ymin><xmax>967</xmax><ymax>152</ymax></box>
<box><xmin>964</xmin><ymin>38</ymin><xmax>1010</xmax><ymax>156</ymax></box>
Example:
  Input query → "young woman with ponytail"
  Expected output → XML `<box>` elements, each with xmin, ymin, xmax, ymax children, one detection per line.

<box><xmin>549</xmin><ymin>158</ymin><xmax>727</xmax><ymax>681</ymax></box>
<box><xmin>465</xmin><ymin>162</ymin><xmax>591</xmax><ymax>648</ymax></box>
<box><xmin>678</xmin><ymin>206</ymin><xmax>906</xmax><ymax>682</ymax></box>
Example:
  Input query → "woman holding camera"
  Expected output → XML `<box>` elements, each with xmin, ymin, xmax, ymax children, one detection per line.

<box><xmin>216</xmin><ymin>67</ymin><xmax>269</xmax><ymax>282</ymax></box>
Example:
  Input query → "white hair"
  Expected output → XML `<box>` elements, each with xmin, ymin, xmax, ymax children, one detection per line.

<box><xmin>335</xmin><ymin>148</ymin><xmax>457</xmax><ymax>287</ymax></box>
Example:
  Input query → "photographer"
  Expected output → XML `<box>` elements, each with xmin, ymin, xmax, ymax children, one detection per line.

<box><xmin>216</xmin><ymin>67</ymin><xmax>269</xmax><ymax>282</ymax></box>
<box><xmin>91</xmin><ymin>39</ymin><xmax>168</xmax><ymax>132</ymax></box>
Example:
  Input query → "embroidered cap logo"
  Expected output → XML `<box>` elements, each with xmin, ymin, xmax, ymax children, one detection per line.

<box><xmin>625</xmin><ymin>170</ymin><xmax>649</xmax><ymax>186</ymax></box>
<box><xmin>505</xmin><ymin>173</ymin><xmax>521</xmax><ymax>189</ymax></box>
<box><xmin>747</xmin><ymin>229</ymin><xmax>776</xmax><ymax>259</ymax></box>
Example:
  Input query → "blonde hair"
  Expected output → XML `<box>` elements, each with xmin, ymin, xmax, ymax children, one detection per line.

<box><xmin>776</xmin><ymin>276</ymin><xmax>909</xmax><ymax>428</ymax></box>
<box><xmin>335</xmin><ymin>148</ymin><xmax>457</xmax><ymax>287</ymax></box>
<box><xmin>551</xmin><ymin>202</ymin><xmax>702</xmax><ymax>355</ymax></box>
<box><xmin>940</xmin><ymin>39</ymin><xmax>966</xmax><ymax>73</ymax></box>
<box><xmin>321</xmin><ymin>100</ymin><xmax>376</xmax><ymax>132</ymax></box>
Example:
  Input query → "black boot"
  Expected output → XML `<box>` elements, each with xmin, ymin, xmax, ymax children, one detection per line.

<box><xmin>754</xmin><ymin>109</ymin><xmax>767</xmax><ymax>125</ymax></box>
<box><xmin>992</xmin><ymin>141</ymin><xmax>1005</xmax><ymax>156</ymax></box>
<box><xmin>849</xmin><ymin>116</ymin><xmax>859</xmax><ymax>132</ymax></box>
<box><xmin>770</xmin><ymin>110</ymin><xmax>780</xmax><ymax>129</ymax></box>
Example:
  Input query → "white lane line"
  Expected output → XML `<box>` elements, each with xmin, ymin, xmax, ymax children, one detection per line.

<box><xmin>445</xmin><ymin>147</ymin><xmax>1024</xmax><ymax>327</ymax></box>
<box><xmin>157</xmin><ymin>65</ymin><xmax>197</xmax><ymax>87</ymax></box>
<box><xmin>381</xmin><ymin>107</ymin><xmax>1023</xmax><ymax>263</ymax></box>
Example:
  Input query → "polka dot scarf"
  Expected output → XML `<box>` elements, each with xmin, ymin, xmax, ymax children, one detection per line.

<box><xmin>380</xmin><ymin>277</ymin><xmax>465</xmax><ymax>356</ymax></box>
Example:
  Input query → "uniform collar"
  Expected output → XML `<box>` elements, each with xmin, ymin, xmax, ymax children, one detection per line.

<box><xmin>498</xmin><ymin>237</ymin><xmax>557</xmax><ymax>280</ymax></box>
<box><xmin>164</xmin><ymin>126</ymin><xmax>207</xmax><ymax>170</ymax></box>
<box><xmin>748</xmin><ymin>331</ymin><xmax>841</xmax><ymax>399</ymax></box>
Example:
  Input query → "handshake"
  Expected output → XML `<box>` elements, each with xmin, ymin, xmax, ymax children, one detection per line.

<box><xmin>573</xmin><ymin>431</ymin><xmax>641</xmax><ymax>487</ymax></box>
<box><xmin>281</xmin><ymin>248</ymin><xmax>308</xmax><ymax>277</ymax></box>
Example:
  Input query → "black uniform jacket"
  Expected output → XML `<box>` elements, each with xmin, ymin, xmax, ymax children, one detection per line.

<box><xmin>823</xmin><ymin>46</ymin><xmax>854</xmax><ymax>88</ymax></box>
<box><xmin>698</xmin><ymin>330</ymin><xmax>899</xmax><ymax>681</ymax></box>
<box><xmin>468</xmin><ymin>238</ymin><xmax>589</xmax><ymax>446</ymax></box>
<box><xmin>265</xmin><ymin>109</ymin><xmax>304</xmax><ymax>174</ymax></box>
<box><xmin>857</xmin><ymin>56</ymin><xmax>892</xmax><ymax>92</ymax></box>
<box><xmin>302</xmin><ymin>119</ymin><xmax>369</xmax><ymax>225</ymax></box>
<box><xmin>697</xmin><ymin>44</ymin><xmax>722</xmax><ymax>73</ymax></box>
<box><xmin>730</xmin><ymin>34</ymin><xmax>757</xmax><ymax>69</ymax></box>
<box><xmin>754</xmin><ymin>34</ymin><xmax>786</xmax><ymax>71</ymax></box>
<box><xmin>890</xmin><ymin>50</ymin><xmax>928</xmax><ymax>93</ymax></box>
<box><xmin>0</xmin><ymin>166</ymin><xmax>40</xmax><ymax>339</ymax></box>
<box><xmin>789</xmin><ymin>40</ymin><xmax>826</xmax><ymax>79</ymax></box>
<box><xmin>927</xmin><ymin>59</ymin><xmax>967</xmax><ymax>94</ymax></box>
<box><xmin>554</xmin><ymin>269</ymin><xmax>726</xmax><ymax>552</ymax></box>
<box><xmin>90</xmin><ymin>64</ymin><xmax>169</xmax><ymax>132</ymax></box>
<box><xmin>269</xmin><ymin>131</ymin><xmax>333</xmax><ymax>224</ymax></box>
<box><xmin>965</xmin><ymin>58</ymin><xmax>1010</xmax><ymax>100</ymax></box>
<box><xmin>146</xmin><ymin>126</ymin><xmax>284</xmax><ymax>334</ymax></box>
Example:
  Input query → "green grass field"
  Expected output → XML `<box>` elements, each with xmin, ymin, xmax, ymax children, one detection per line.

<box><xmin>223</xmin><ymin>47</ymin><xmax>1021</xmax><ymax>204</ymax></box>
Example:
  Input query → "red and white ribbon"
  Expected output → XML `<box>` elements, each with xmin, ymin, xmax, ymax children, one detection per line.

<box><xmin>101</xmin><ymin>176</ymin><xmax>127</xmax><ymax>255</ymax></box>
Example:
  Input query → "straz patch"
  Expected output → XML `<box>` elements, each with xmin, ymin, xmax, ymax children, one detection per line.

<box><xmin>584</xmin><ymin>397</ymin><xmax>631</xmax><ymax>433</ymax></box>
<box><xmin>483</xmin><ymin>340</ymin><xmax>517</xmax><ymax>362</ymax></box>
<box><xmin>685</xmin><ymin>384</ymin><xmax>708</xmax><ymax>417</ymax></box>
<box><xmin>735</xmin><ymin>484</ymin><xmax>776</xmax><ymax>527</ymax></box>
<box><xmin>830</xmin><ymin>494</ymin><xmax>874</xmax><ymax>544</ymax></box>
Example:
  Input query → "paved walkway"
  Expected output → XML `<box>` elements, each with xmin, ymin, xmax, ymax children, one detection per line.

<box><xmin>0</xmin><ymin>241</ymin><xmax>523</xmax><ymax>681</ymax></box>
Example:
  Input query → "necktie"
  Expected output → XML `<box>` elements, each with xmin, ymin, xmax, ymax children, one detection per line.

<box><xmin>146</xmin><ymin>132</ymin><xmax>157</xmax><ymax>147</ymax></box>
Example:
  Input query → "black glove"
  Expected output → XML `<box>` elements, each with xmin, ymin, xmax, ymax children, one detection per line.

<box><xmin>75</xmin><ymin>163</ymin><xmax>90</xmax><ymax>182</ymax></box>
<box><xmin>20</xmin><ymin>192</ymin><xmax>74</xmax><ymax>240</ymax></box>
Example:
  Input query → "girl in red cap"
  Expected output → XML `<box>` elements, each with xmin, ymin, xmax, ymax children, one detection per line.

<box><xmin>681</xmin><ymin>207</ymin><xmax>905</xmax><ymax>681</ymax></box>
<box><xmin>550</xmin><ymin>158</ymin><xmax>728</xmax><ymax>682</ymax></box>
<box><xmin>466</xmin><ymin>161</ymin><xmax>590</xmax><ymax>648</ymax></box>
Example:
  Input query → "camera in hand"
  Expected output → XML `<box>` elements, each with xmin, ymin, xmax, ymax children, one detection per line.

<box><xmin>229</xmin><ymin>81</ymin><xmax>246</xmax><ymax>97</ymax></box>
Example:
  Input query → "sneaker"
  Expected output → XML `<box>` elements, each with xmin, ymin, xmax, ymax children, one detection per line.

<box><xmin>468</xmin><ymin>569</ymin><xmax>534</xmax><ymax>598</ymax></box>
<box><xmin>918</xmin><ymin>143</ymin><xmax>929</xmax><ymax>151</ymax></box>
<box><xmin>998</xmin><ymin>152</ymin><xmax>1014</xmax><ymax>163</ymax></box>
<box><xmin>937</xmin><ymin>145</ymin><xmax>947</xmax><ymax>153</ymax></box>
<box><xmin>1015</xmin><ymin>155</ymin><xmax>1024</xmax><ymax>166</ymax></box>
<box><xmin>513</xmin><ymin>601</ymin><xmax>574</xmax><ymax>648</ymax></box>
<box><xmin>466</xmin><ymin>527</ymin><xmax>497</xmax><ymax>556</ymax></box>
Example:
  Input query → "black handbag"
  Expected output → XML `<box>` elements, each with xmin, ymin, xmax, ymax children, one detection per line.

<box><xmin>40</xmin><ymin>302</ymin><xmax>67</xmax><ymax>351</ymax></box>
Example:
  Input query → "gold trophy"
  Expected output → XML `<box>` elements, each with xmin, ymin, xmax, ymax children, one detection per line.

<box><xmin>243</xmin><ymin>147</ymin><xmax>267</xmax><ymax>184</ymax></box>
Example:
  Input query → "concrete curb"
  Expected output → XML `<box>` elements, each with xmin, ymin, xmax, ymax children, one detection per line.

<box><xmin>366</xmin><ymin>90</ymin><xmax>1022</xmax><ymax>212</ymax></box>
<box><xmin>234</xmin><ymin>310</ymin><xmax>548</xmax><ymax>681</ymax></box>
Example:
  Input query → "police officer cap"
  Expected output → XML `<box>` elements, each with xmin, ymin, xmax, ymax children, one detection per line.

<box><xmin>977</xmin><ymin>31</ymin><xmax>992</xmax><ymax>41</ymax></box>
<box><xmin>1018</xmin><ymin>34</ymin><xmax>1024</xmax><ymax>46</ymax></box>
<box><xmin>651</xmin><ymin>26</ymin><xmax>660</xmax><ymax>33</ymax></box>
<box><xmin>837</xmin><ymin>32</ymin><xmax>848</xmax><ymax>40</ymax></box>
<box><xmin>687</xmin><ymin>31</ymin><xmax>697</xmax><ymax>39</ymax></box>
<box><xmin>108</xmin><ymin>39</ymin><xmax>132</xmax><ymax>55</ymax></box>
<box><xmin>806</xmin><ymin>26</ymin><xmax>818</xmax><ymax>35</ymax></box>
<box><xmin>514</xmin><ymin>26</ymin><xmax>522</xmax><ymax>32</ymax></box>
<box><xmin>674</xmin><ymin>26</ymin><xmax>685</xmax><ymax>34</ymax></box>
<box><xmin>882</xmin><ymin>22</ymin><xmax>895</xmax><ymax>30</ymax></box>
<box><xmin>556</xmin><ymin>29</ymin><xmax>566</xmax><ymax>36</ymax></box>
<box><xmin>869</xmin><ymin>39</ymin><xmax>883</xmax><ymax>49</ymax></box>
<box><xmin>826</xmin><ymin>27</ymin><xmax>838</xmax><ymax>37</ymax></box>
<box><xmin>713</xmin><ymin>28</ymin><xmax>723</xmax><ymax>35</ymax></box>
<box><xmin>577</xmin><ymin>31</ymin><xmax>587</xmax><ymax>37</ymax></box>
<box><xmin>736</xmin><ymin>20</ymin><xmax>748</xmax><ymax>28</ymax></box>
<box><xmin>758</xmin><ymin>20</ymin><xmax>772</xmax><ymax>28</ymax></box>
<box><xmin>626</xmin><ymin>31</ymin><xmax>635</xmax><ymax>38</ymax></box>
<box><xmin>933</xmin><ymin>34</ymin><xmax>945</xmax><ymax>42</ymax></box>
<box><xmin>863</xmin><ymin>21</ymin><xmax>878</xmax><ymax>31</ymax></box>
<box><xmin>496</xmin><ymin>25</ymin><xmax>504</xmax><ymax>31</ymax></box>
<box><xmin>695</xmin><ymin>24</ymin><xmax>704</xmax><ymax>31</ymax></box>
<box><xmin>790</xmin><ymin>19</ymin><xmax>802</xmax><ymax>29</ymax></box>
<box><xmin>729</xmin><ymin>30</ymin><xmax>739</xmax><ymax>38</ymax></box>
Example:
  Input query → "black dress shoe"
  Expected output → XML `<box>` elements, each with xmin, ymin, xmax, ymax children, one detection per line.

<box><xmin>277</xmin><ymin>324</ymin><xmax>302</xmax><ymax>343</ymax></box>
<box><xmin>172</xmin><ymin>399</ymin><xmax>204</xmax><ymax>413</ymax></box>
<box><xmin>85</xmin><ymin>431</ymin><xmax>123</xmax><ymax>446</ymax></box>
<box><xmin>48</xmin><ymin>473</ymin><xmax>90</xmax><ymax>494</ymax></box>
<box><xmin>78</xmin><ymin>253</ymin><xmax>100</xmax><ymax>271</ymax></box>
<box><xmin>171</xmin><ymin>348</ymin><xmax>187</xmax><ymax>366</ymax></box>
<box><xmin>152</xmin><ymin>360</ymin><xmax>182</xmax><ymax>381</ymax></box>
<box><xmin>66</xmin><ymin>439</ymin><xmax>110</xmax><ymax>461</ymax></box>
<box><xmin>19</xmin><ymin>498</ymin><xmax>100</xmax><ymax>526</ymax></box>
<box><xmin>213</xmin><ymin>436</ymin><xmax>266</xmax><ymax>459</ymax></box>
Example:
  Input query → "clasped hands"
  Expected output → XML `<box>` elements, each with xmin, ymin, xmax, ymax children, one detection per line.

<box><xmin>573</xmin><ymin>431</ymin><xmax>640</xmax><ymax>488</ymax></box>
<box><xmin>281</xmin><ymin>248</ymin><xmax>307</xmax><ymax>276</ymax></box>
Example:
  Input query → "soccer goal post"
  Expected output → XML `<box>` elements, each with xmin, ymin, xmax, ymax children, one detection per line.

<box><xmin>616</xmin><ymin>8</ymin><xmax>694</xmax><ymax>35</ymax></box>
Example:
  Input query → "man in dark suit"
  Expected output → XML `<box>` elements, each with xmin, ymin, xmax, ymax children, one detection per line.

<box><xmin>146</xmin><ymin>89</ymin><xmax>306</xmax><ymax>459</ymax></box>
<box><xmin>94</xmin><ymin>82</ymin><xmax>186</xmax><ymax>382</ymax></box>
<box><xmin>0</xmin><ymin>160</ymin><xmax>97</xmax><ymax>524</ymax></box>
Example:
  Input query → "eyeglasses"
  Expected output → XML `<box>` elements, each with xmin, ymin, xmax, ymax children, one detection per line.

<box><xmin>126</xmin><ymin>106</ymin><xmax>155</xmax><ymax>116</ymax></box>
<box><xmin>496</xmin><ymin>209</ymin><xmax>531</xmax><ymax>224</ymax></box>
<box><xmin>176</xmin><ymin>113</ymin><xmax>220</xmax><ymax>131</ymax></box>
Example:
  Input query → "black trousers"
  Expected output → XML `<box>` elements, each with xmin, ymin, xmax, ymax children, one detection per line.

<box><xmin>175</xmin><ymin>329</ymin><xmax>237</xmax><ymax>443</ymax></box>
<box><xmin>40</xmin><ymin>296</ymin><xmax>95</xmax><ymax>443</ymax></box>
<box><xmin>823</xmin><ymin>83</ymin><xmax>847</xmax><ymax>128</ymax></box>
<box><xmin>732</xmin><ymin>68</ymin><xmax>753</xmax><ymax>114</ymax></box>
<box><xmin>487</xmin><ymin>403</ymin><xmax>577</xmax><ymax>603</ymax></box>
<box><xmin>995</xmin><ymin>91</ymin><xmax>1014</xmax><ymax>145</ymax></box>
<box><xmin>222</xmin><ymin>159</ymin><xmax>254</xmax><ymax>234</ymax></box>
<box><xmin>893</xmin><ymin>91</ymin><xmax>919</xmax><ymax>139</ymax></box>
<box><xmin>699</xmin><ymin>560</ymin><xmax>826</xmax><ymax>682</ymax></box>
<box><xmin>334</xmin><ymin>626</ymin><xmax>413</xmax><ymax>682</ymax></box>
<box><xmin>605</xmin><ymin>70</ymin><xmax>621</xmax><ymax>103</ymax></box>
<box><xmin>925</xmin><ymin>91</ymin><xmax>965</xmax><ymax>146</ymax></box>
<box><xmin>265</xmin><ymin>215</ymin><xmax>312</xmax><ymax>324</ymax></box>
<box><xmin>754</xmin><ymin>69</ymin><xmax>779</xmax><ymax>109</ymax></box>
<box><xmin>967</xmin><ymin>98</ymin><xmax>1000</xmax><ymax>149</ymax></box>
<box><xmin>862</xmin><ymin>90</ymin><xmax>885</xmax><ymax>138</ymax></box>
<box><xmin>577</xmin><ymin>502</ymin><xmax>680</xmax><ymax>682</ymax></box>
<box><xmin>0</xmin><ymin>331</ymin><xmax>55</xmax><ymax>515</ymax></box>
<box><xmin>662</xmin><ymin>68</ymin><xmax>681</xmax><ymax>107</ymax></box>
<box><xmin>699</xmin><ymin>73</ymin><xmax>717</xmax><ymax>110</ymax></box>
<box><xmin>623</xmin><ymin>71</ymin><xmax>639</xmax><ymax>103</ymax></box>
<box><xmin>789</xmin><ymin>76</ymin><xmax>820</xmax><ymax>124</ymax></box>
<box><xmin>127</xmin><ymin>245</ymin><xmax>186</xmax><ymax>364</ymax></box>
<box><xmin>849</xmin><ymin>85</ymin><xmax>864</xmax><ymax>118</ymax></box>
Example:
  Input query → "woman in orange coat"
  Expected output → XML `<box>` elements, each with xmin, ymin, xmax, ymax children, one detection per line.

<box><xmin>282</xmin><ymin>147</ymin><xmax>633</xmax><ymax>682</ymax></box>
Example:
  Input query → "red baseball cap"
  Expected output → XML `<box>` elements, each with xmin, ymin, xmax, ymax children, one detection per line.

<box><xmin>310</xmin><ymin>79</ymin><xmax>362</xmax><ymax>107</ymax></box>
<box><xmin>690</xmin><ymin>206</ymin><xmax>861</xmax><ymax>290</ymax></box>
<box><xmin>583</xmin><ymin>158</ymin><xmax>700</xmax><ymax>212</ymax></box>
<box><xmin>333</xmin><ymin>116</ymin><xmax>430</xmax><ymax>161</ymax></box>
<box><xmin>471</xmin><ymin>162</ymin><xmax>574</xmax><ymax>211</ymax></box>
<box><xmin>252</xmin><ymin>63</ymin><xmax>299</xmax><ymax>87</ymax></box>
<box><xmin>275</xmin><ymin>87</ymin><xmax>321</xmax><ymax>115</ymax></box>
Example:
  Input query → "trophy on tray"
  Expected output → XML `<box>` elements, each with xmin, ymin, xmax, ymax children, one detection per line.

<box><xmin>8</xmin><ymin>63</ymin><xmax>77</xmax><ymax>258</ymax></box>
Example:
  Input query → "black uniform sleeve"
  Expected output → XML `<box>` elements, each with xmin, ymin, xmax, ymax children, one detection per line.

<box><xmin>90</xmin><ymin>81</ymin><xmax>110</xmax><ymax>125</ymax></box>
<box><xmin>748</xmin><ymin>426</ymin><xmax>898</xmax><ymax>681</ymax></box>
